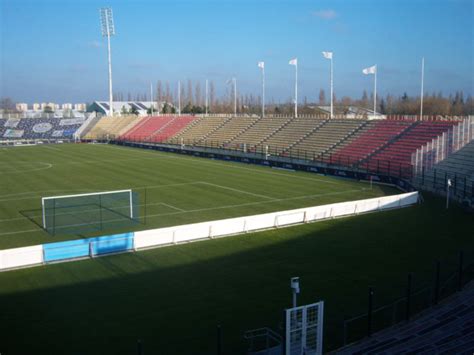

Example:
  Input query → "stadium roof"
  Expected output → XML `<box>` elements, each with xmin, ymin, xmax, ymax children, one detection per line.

<box><xmin>88</xmin><ymin>101</ymin><xmax>172</xmax><ymax>116</ymax></box>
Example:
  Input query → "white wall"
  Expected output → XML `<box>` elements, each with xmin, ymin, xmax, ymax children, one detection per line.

<box><xmin>0</xmin><ymin>192</ymin><xmax>418</xmax><ymax>272</ymax></box>
<box><xmin>134</xmin><ymin>192</ymin><xmax>419</xmax><ymax>250</ymax></box>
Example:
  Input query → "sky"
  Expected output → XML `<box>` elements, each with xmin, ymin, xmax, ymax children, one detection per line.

<box><xmin>0</xmin><ymin>0</ymin><xmax>473</xmax><ymax>104</ymax></box>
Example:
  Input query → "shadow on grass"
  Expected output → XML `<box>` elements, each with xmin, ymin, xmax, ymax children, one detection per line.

<box><xmin>0</xmin><ymin>194</ymin><xmax>472</xmax><ymax>355</ymax></box>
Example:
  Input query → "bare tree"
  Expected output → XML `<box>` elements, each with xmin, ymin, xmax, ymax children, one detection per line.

<box><xmin>165</xmin><ymin>81</ymin><xmax>171</xmax><ymax>102</ymax></box>
<box><xmin>156</xmin><ymin>80</ymin><xmax>163</xmax><ymax>102</ymax></box>
<box><xmin>195</xmin><ymin>82</ymin><xmax>202</xmax><ymax>106</ymax></box>
<box><xmin>187</xmin><ymin>79</ymin><xmax>193</xmax><ymax>105</ymax></box>
<box><xmin>318</xmin><ymin>89</ymin><xmax>326</xmax><ymax>105</ymax></box>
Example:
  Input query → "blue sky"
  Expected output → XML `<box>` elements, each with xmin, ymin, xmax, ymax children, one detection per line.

<box><xmin>0</xmin><ymin>0</ymin><xmax>472</xmax><ymax>104</ymax></box>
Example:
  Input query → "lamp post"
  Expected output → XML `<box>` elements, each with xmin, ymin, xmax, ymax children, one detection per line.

<box><xmin>100</xmin><ymin>7</ymin><xmax>115</xmax><ymax>116</ymax></box>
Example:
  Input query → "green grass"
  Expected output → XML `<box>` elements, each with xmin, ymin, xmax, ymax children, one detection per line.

<box><xmin>0</xmin><ymin>193</ymin><xmax>472</xmax><ymax>355</ymax></box>
<box><xmin>0</xmin><ymin>143</ymin><xmax>397</xmax><ymax>249</ymax></box>
<box><xmin>0</xmin><ymin>144</ymin><xmax>472</xmax><ymax>354</ymax></box>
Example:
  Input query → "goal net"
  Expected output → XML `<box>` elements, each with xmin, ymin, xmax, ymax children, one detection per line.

<box><xmin>42</xmin><ymin>189</ymin><xmax>139</xmax><ymax>235</ymax></box>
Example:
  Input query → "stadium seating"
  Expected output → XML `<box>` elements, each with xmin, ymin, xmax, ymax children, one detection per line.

<box><xmin>169</xmin><ymin>116</ymin><xmax>229</xmax><ymax>145</ymax></box>
<box><xmin>65</xmin><ymin>114</ymin><xmax>461</xmax><ymax>181</ymax></box>
<box><xmin>288</xmin><ymin>119</ymin><xmax>366</xmax><ymax>159</ymax></box>
<box><xmin>363</xmin><ymin>121</ymin><xmax>459</xmax><ymax>174</ymax></box>
<box><xmin>415</xmin><ymin>141</ymin><xmax>474</xmax><ymax>205</ymax></box>
<box><xmin>120</xmin><ymin>116</ymin><xmax>174</xmax><ymax>141</ymax></box>
<box><xmin>256</xmin><ymin>117</ymin><xmax>326</xmax><ymax>154</ymax></box>
<box><xmin>204</xmin><ymin>116</ymin><xmax>260</xmax><ymax>148</ymax></box>
<box><xmin>329</xmin><ymin>120</ymin><xmax>413</xmax><ymax>166</ymax></box>
<box><xmin>0</xmin><ymin>116</ymin><xmax>85</xmax><ymax>140</ymax></box>
<box><xmin>149</xmin><ymin>116</ymin><xmax>196</xmax><ymax>142</ymax></box>
<box><xmin>84</xmin><ymin>115</ymin><xmax>143</xmax><ymax>140</ymax></box>
<box><xmin>227</xmin><ymin>117</ymin><xmax>291</xmax><ymax>151</ymax></box>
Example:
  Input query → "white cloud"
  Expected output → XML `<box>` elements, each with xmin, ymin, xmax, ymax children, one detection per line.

<box><xmin>312</xmin><ymin>9</ymin><xmax>338</xmax><ymax>20</ymax></box>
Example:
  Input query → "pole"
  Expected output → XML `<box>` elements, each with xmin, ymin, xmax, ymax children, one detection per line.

<box><xmin>420</xmin><ymin>57</ymin><xmax>424</xmax><ymax>119</ymax></box>
<box><xmin>137</xmin><ymin>339</ymin><xmax>142</xmax><ymax>355</ymax></box>
<box><xmin>150</xmin><ymin>82</ymin><xmax>153</xmax><ymax>116</ymax></box>
<box><xmin>368</xmin><ymin>286</ymin><xmax>374</xmax><ymax>336</ymax></box>
<box><xmin>106</xmin><ymin>22</ymin><xmax>113</xmax><ymax>116</ymax></box>
<box><xmin>373</xmin><ymin>66</ymin><xmax>377</xmax><ymax>115</ymax></box>
<box><xmin>233</xmin><ymin>78</ymin><xmax>237</xmax><ymax>116</ymax></box>
<box><xmin>205</xmin><ymin>79</ymin><xmax>209</xmax><ymax>116</ymax></box>
<box><xmin>458</xmin><ymin>251</ymin><xmax>464</xmax><ymax>291</ymax></box>
<box><xmin>446</xmin><ymin>179</ymin><xmax>450</xmax><ymax>209</ymax></box>
<box><xmin>178</xmin><ymin>80</ymin><xmax>181</xmax><ymax>115</ymax></box>
<box><xmin>434</xmin><ymin>260</ymin><xmax>440</xmax><ymax>305</ymax></box>
<box><xmin>262</xmin><ymin>65</ymin><xmax>265</xmax><ymax>118</ymax></box>
<box><xmin>330</xmin><ymin>56</ymin><xmax>333</xmax><ymax>119</ymax></box>
<box><xmin>217</xmin><ymin>325</ymin><xmax>222</xmax><ymax>355</ymax></box>
<box><xmin>295</xmin><ymin>61</ymin><xmax>298</xmax><ymax>118</ymax></box>
<box><xmin>406</xmin><ymin>273</ymin><xmax>412</xmax><ymax>321</ymax></box>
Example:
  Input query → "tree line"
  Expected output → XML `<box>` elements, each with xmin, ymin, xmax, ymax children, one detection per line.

<box><xmin>1</xmin><ymin>84</ymin><xmax>472</xmax><ymax>115</ymax></box>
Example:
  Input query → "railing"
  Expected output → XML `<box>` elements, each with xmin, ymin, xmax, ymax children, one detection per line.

<box><xmin>413</xmin><ymin>168</ymin><xmax>474</xmax><ymax>206</ymax></box>
<box><xmin>112</xmin><ymin>136</ymin><xmax>415</xmax><ymax>179</ymax></box>
<box><xmin>341</xmin><ymin>249</ymin><xmax>474</xmax><ymax>347</ymax></box>
<box><xmin>244</xmin><ymin>327</ymin><xmax>283</xmax><ymax>354</ymax></box>
<box><xmin>412</xmin><ymin>116</ymin><xmax>473</xmax><ymax>175</ymax></box>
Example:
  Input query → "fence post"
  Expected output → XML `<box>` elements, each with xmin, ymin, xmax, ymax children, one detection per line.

<box><xmin>137</xmin><ymin>339</ymin><xmax>142</xmax><ymax>355</ymax></box>
<box><xmin>217</xmin><ymin>324</ymin><xmax>222</xmax><ymax>355</ymax></box>
<box><xmin>368</xmin><ymin>286</ymin><xmax>374</xmax><ymax>337</ymax></box>
<box><xmin>406</xmin><ymin>273</ymin><xmax>412</xmax><ymax>321</ymax></box>
<box><xmin>434</xmin><ymin>260</ymin><xmax>440</xmax><ymax>305</ymax></box>
<box><xmin>458</xmin><ymin>251</ymin><xmax>464</xmax><ymax>291</ymax></box>
<box><xmin>342</xmin><ymin>316</ymin><xmax>348</xmax><ymax>346</ymax></box>
<box><xmin>144</xmin><ymin>188</ymin><xmax>147</xmax><ymax>225</ymax></box>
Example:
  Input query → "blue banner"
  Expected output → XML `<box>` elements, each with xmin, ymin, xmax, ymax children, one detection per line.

<box><xmin>43</xmin><ymin>232</ymin><xmax>134</xmax><ymax>262</ymax></box>
<box><xmin>43</xmin><ymin>239</ymin><xmax>90</xmax><ymax>262</ymax></box>
<box><xmin>89</xmin><ymin>233</ymin><xmax>134</xmax><ymax>256</ymax></box>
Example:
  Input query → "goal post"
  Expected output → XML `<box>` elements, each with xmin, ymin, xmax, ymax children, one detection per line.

<box><xmin>41</xmin><ymin>189</ymin><xmax>139</xmax><ymax>235</ymax></box>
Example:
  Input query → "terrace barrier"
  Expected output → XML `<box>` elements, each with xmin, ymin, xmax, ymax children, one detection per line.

<box><xmin>0</xmin><ymin>192</ymin><xmax>418</xmax><ymax>272</ymax></box>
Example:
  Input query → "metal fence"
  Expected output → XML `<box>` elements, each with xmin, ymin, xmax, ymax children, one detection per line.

<box><xmin>412</xmin><ymin>116</ymin><xmax>473</xmax><ymax>175</ymax></box>
<box><xmin>341</xmin><ymin>249</ymin><xmax>474</xmax><ymax>347</ymax></box>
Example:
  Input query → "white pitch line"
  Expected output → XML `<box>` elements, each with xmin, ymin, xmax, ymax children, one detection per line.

<box><xmin>0</xmin><ymin>162</ymin><xmax>53</xmax><ymax>175</ymax></box>
<box><xmin>0</xmin><ymin>188</ymin><xmax>369</xmax><ymax>237</ymax></box>
<box><xmin>143</xmin><ymin>188</ymin><xmax>368</xmax><ymax>220</ymax></box>
<box><xmin>104</xmin><ymin>144</ymin><xmax>346</xmax><ymax>186</ymax></box>
<box><xmin>0</xmin><ymin>182</ymin><xmax>200</xmax><ymax>203</ymax></box>
<box><xmin>198</xmin><ymin>181</ymin><xmax>274</xmax><ymax>200</ymax></box>
<box><xmin>159</xmin><ymin>202</ymin><xmax>186</xmax><ymax>212</ymax></box>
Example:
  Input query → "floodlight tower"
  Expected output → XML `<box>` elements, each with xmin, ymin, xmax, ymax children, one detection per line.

<box><xmin>100</xmin><ymin>7</ymin><xmax>115</xmax><ymax>116</ymax></box>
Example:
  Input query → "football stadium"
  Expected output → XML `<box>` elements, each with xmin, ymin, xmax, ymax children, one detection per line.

<box><xmin>1</xmin><ymin>1</ymin><xmax>473</xmax><ymax>354</ymax></box>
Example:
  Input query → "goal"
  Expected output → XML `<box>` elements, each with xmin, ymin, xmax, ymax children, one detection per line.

<box><xmin>41</xmin><ymin>189</ymin><xmax>139</xmax><ymax>235</ymax></box>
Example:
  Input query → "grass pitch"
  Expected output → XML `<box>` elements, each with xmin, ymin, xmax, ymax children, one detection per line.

<box><xmin>0</xmin><ymin>143</ymin><xmax>396</xmax><ymax>249</ymax></box>
<box><xmin>0</xmin><ymin>144</ymin><xmax>472</xmax><ymax>354</ymax></box>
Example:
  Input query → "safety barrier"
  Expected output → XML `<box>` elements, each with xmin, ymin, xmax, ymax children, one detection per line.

<box><xmin>0</xmin><ymin>192</ymin><xmax>418</xmax><ymax>272</ymax></box>
<box><xmin>43</xmin><ymin>233</ymin><xmax>134</xmax><ymax>263</ymax></box>
<box><xmin>133</xmin><ymin>192</ymin><xmax>419</xmax><ymax>250</ymax></box>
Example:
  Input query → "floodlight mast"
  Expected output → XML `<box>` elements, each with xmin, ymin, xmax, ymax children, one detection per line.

<box><xmin>100</xmin><ymin>7</ymin><xmax>115</xmax><ymax>116</ymax></box>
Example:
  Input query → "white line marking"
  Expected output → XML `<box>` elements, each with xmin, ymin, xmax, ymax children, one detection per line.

<box><xmin>0</xmin><ymin>162</ymin><xmax>52</xmax><ymax>175</ymax></box>
<box><xmin>104</xmin><ymin>144</ymin><xmax>345</xmax><ymax>185</ymax></box>
<box><xmin>199</xmin><ymin>181</ymin><xmax>274</xmax><ymax>200</ymax></box>
<box><xmin>0</xmin><ymin>188</ymin><xmax>368</xmax><ymax>237</ymax></box>
<box><xmin>159</xmin><ymin>203</ymin><xmax>186</xmax><ymax>212</ymax></box>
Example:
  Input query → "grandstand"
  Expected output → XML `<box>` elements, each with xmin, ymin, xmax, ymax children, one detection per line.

<box><xmin>83</xmin><ymin>115</ymin><xmax>143</xmax><ymax>140</ymax></box>
<box><xmin>227</xmin><ymin>116</ymin><xmax>291</xmax><ymax>150</ymax></box>
<box><xmin>0</xmin><ymin>116</ymin><xmax>85</xmax><ymax>141</ymax></box>
<box><xmin>69</xmin><ymin>115</ymin><xmax>464</xmax><ymax>179</ymax></box>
